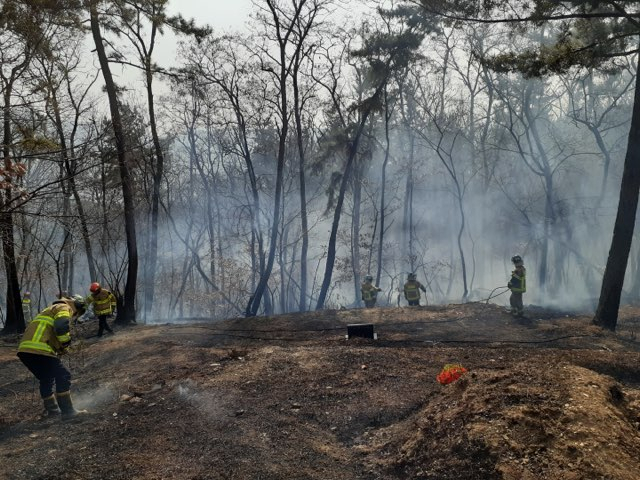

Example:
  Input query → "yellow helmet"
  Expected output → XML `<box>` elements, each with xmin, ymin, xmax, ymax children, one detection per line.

<box><xmin>71</xmin><ymin>294</ymin><xmax>87</xmax><ymax>315</ymax></box>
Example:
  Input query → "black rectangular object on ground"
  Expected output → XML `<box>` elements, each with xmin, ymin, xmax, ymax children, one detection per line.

<box><xmin>347</xmin><ymin>323</ymin><xmax>375</xmax><ymax>339</ymax></box>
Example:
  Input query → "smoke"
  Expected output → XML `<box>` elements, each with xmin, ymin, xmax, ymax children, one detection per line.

<box><xmin>13</xmin><ymin>4</ymin><xmax>635</xmax><ymax>322</ymax></box>
<box><xmin>72</xmin><ymin>384</ymin><xmax>118</xmax><ymax>411</ymax></box>
<box><xmin>176</xmin><ymin>380</ymin><xmax>236</xmax><ymax>422</ymax></box>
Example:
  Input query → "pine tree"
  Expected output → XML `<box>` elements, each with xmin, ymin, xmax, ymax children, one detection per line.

<box><xmin>405</xmin><ymin>0</ymin><xmax>640</xmax><ymax>330</ymax></box>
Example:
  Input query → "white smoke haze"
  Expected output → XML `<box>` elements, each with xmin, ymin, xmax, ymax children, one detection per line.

<box><xmin>177</xmin><ymin>381</ymin><xmax>235</xmax><ymax>422</ymax></box>
<box><xmin>73</xmin><ymin>384</ymin><xmax>118</xmax><ymax>411</ymax></box>
<box><xmin>4</xmin><ymin>1</ymin><xmax>637</xmax><ymax>325</ymax></box>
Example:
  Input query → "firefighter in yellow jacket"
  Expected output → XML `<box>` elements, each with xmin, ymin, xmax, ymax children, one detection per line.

<box><xmin>508</xmin><ymin>255</ymin><xmax>526</xmax><ymax>316</ymax></box>
<box><xmin>403</xmin><ymin>272</ymin><xmax>427</xmax><ymax>306</ymax></box>
<box><xmin>361</xmin><ymin>275</ymin><xmax>382</xmax><ymax>308</ymax></box>
<box><xmin>22</xmin><ymin>291</ymin><xmax>32</xmax><ymax>321</ymax></box>
<box><xmin>17</xmin><ymin>295</ymin><xmax>87</xmax><ymax>418</ymax></box>
<box><xmin>87</xmin><ymin>282</ymin><xmax>116</xmax><ymax>337</ymax></box>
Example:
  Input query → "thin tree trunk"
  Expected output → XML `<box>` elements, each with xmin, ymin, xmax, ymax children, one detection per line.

<box><xmin>246</xmin><ymin>136</ymin><xmax>286</xmax><ymax>316</ymax></box>
<box><xmin>143</xmin><ymin>49</ymin><xmax>163</xmax><ymax>322</ymax></box>
<box><xmin>316</xmin><ymin>113</ymin><xmax>373</xmax><ymax>310</ymax></box>
<box><xmin>351</xmin><ymin>163</ymin><xmax>363</xmax><ymax>308</ymax></box>
<box><xmin>246</xmin><ymin>5</ymin><xmax>291</xmax><ymax>317</ymax></box>
<box><xmin>376</xmin><ymin>89</ymin><xmax>391</xmax><ymax>286</ymax></box>
<box><xmin>293</xmin><ymin>56</ymin><xmax>309</xmax><ymax>312</ymax></box>
<box><xmin>49</xmin><ymin>89</ymin><xmax>96</xmax><ymax>289</ymax></box>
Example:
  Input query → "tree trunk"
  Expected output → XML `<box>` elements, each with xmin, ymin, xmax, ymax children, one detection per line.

<box><xmin>278</xmin><ymin>203</ymin><xmax>288</xmax><ymax>314</ymax></box>
<box><xmin>246</xmin><ymin>133</ymin><xmax>286</xmax><ymax>316</ymax></box>
<box><xmin>316</xmin><ymin>112</ymin><xmax>373</xmax><ymax>310</ymax></box>
<box><xmin>351</xmin><ymin>163</ymin><xmax>363</xmax><ymax>308</ymax></box>
<box><xmin>143</xmin><ymin>52</ymin><xmax>164</xmax><ymax>322</ymax></box>
<box><xmin>245</xmin><ymin>13</ymin><xmax>290</xmax><ymax>317</ymax></box>
<box><xmin>89</xmin><ymin>1</ymin><xmax>138</xmax><ymax>324</ymax></box>
<box><xmin>49</xmin><ymin>89</ymin><xmax>97</xmax><ymax>288</ymax></box>
<box><xmin>1</xmin><ymin>96</ymin><xmax>25</xmax><ymax>334</ymax></box>
<box><xmin>376</xmin><ymin>89</ymin><xmax>391</xmax><ymax>286</ymax></box>
<box><xmin>0</xmin><ymin>210</ymin><xmax>23</xmax><ymax>334</ymax></box>
<box><xmin>593</xmin><ymin>69</ymin><xmax>640</xmax><ymax>331</ymax></box>
<box><xmin>293</xmin><ymin>59</ymin><xmax>309</xmax><ymax>312</ymax></box>
<box><xmin>402</xmin><ymin>132</ymin><xmax>416</xmax><ymax>274</ymax></box>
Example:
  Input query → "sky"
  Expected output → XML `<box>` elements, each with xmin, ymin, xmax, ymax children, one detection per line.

<box><xmin>161</xmin><ymin>0</ymin><xmax>252</xmax><ymax>62</ymax></box>
<box><xmin>167</xmin><ymin>0</ymin><xmax>253</xmax><ymax>32</ymax></box>
<box><xmin>113</xmin><ymin>0</ymin><xmax>252</xmax><ymax>93</ymax></box>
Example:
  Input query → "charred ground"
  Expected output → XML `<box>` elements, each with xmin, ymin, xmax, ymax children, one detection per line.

<box><xmin>2</xmin><ymin>303</ymin><xmax>640</xmax><ymax>479</ymax></box>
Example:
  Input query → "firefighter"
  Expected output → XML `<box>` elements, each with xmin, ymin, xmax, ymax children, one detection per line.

<box><xmin>403</xmin><ymin>272</ymin><xmax>427</xmax><ymax>306</ymax></box>
<box><xmin>22</xmin><ymin>291</ymin><xmax>32</xmax><ymax>322</ymax></box>
<box><xmin>361</xmin><ymin>274</ymin><xmax>382</xmax><ymax>308</ymax></box>
<box><xmin>86</xmin><ymin>282</ymin><xmax>116</xmax><ymax>337</ymax></box>
<box><xmin>508</xmin><ymin>255</ymin><xmax>527</xmax><ymax>316</ymax></box>
<box><xmin>17</xmin><ymin>295</ymin><xmax>87</xmax><ymax>418</ymax></box>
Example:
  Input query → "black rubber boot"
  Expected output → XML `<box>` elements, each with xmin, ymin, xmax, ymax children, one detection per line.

<box><xmin>42</xmin><ymin>395</ymin><xmax>61</xmax><ymax>417</ymax></box>
<box><xmin>56</xmin><ymin>391</ymin><xmax>86</xmax><ymax>419</ymax></box>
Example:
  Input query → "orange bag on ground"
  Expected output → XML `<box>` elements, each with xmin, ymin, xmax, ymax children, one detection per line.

<box><xmin>436</xmin><ymin>363</ymin><xmax>468</xmax><ymax>385</ymax></box>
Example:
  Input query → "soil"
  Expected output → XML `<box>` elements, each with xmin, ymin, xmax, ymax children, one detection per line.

<box><xmin>2</xmin><ymin>302</ymin><xmax>640</xmax><ymax>480</ymax></box>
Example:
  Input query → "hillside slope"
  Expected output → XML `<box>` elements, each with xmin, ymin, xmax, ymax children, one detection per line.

<box><xmin>2</xmin><ymin>303</ymin><xmax>640</xmax><ymax>479</ymax></box>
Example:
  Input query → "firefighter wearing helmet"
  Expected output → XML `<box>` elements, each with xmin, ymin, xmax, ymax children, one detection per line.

<box><xmin>507</xmin><ymin>255</ymin><xmax>526</xmax><ymax>317</ymax></box>
<box><xmin>87</xmin><ymin>282</ymin><xmax>116</xmax><ymax>337</ymax></box>
<box><xmin>21</xmin><ymin>291</ymin><xmax>32</xmax><ymax>322</ymax></box>
<box><xmin>361</xmin><ymin>274</ymin><xmax>382</xmax><ymax>308</ymax></box>
<box><xmin>403</xmin><ymin>272</ymin><xmax>427</xmax><ymax>306</ymax></box>
<box><xmin>17</xmin><ymin>294</ymin><xmax>87</xmax><ymax>418</ymax></box>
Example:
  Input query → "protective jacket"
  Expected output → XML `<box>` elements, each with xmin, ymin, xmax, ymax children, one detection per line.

<box><xmin>361</xmin><ymin>282</ymin><xmax>381</xmax><ymax>302</ymax></box>
<box><xmin>404</xmin><ymin>280</ymin><xmax>426</xmax><ymax>301</ymax></box>
<box><xmin>22</xmin><ymin>297</ymin><xmax>32</xmax><ymax>321</ymax></box>
<box><xmin>508</xmin><ymin>266</ymin><xmax>527</xmax><ymax>293</ymax></box>
<box><xmin>18</xmin><ymin>300</ymin><xmax>75</xmax><ymax>358</ymax></box>
<box><xmin>87</xmin><ymin>288</ymin><xmax>116</xmax><ymax>316</ymax></box>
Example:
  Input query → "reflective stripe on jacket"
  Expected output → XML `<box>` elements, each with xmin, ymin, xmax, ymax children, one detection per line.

<box><xmin>361</xmin><ymin>283</ymin><xmax>380</xmax><ymax>301</ymax></box>
<box><xmin>22</xmin><ymin>299</ymin><xmax>32</xmax><ymax>320</ymax></box>
<box><xmin>87</xmin><ymin>289</ymin><xmax>116</xmax><ymax>315</ymax></box>
<box><xmin>509</xmin><ymin>266</ymin><xmax>527</xmax><ymax>293</ymax></box>
<box><xmin>404</xmin><ymin>281</ymin><xmax>421</xmax><ymax>301</ymax></box>
<box><xmin>18</xmin><ymin>302</ymin><xmax>73</xmax><ymax>357</ymax></box>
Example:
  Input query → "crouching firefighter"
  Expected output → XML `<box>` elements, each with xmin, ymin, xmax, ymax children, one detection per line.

<box><xmin>17</xmin><ymin>295</ymin><xmax>87</xmax><ymax>419</ymax></box>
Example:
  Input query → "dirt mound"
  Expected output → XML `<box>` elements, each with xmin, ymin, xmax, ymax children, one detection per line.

<box><xmin>2</xmin><ymin>303</ymin><xmax>640</xmax><ymax>479</ymax></box>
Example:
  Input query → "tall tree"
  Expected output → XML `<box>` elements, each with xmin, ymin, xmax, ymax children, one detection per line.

<box><xmin>245</xmin><ymin>0</ymin><xmax>321</xmax><ymax>316</ymax></box>
<box><xmin>109</xmin><ymin>0</ymin><xmax>209</xmax><ymax>321</ymax></box>
<box><xmin>375</xmin><ymin>86</ymin><xmax>393</xmax><ymax>288</ymax></box>
<box><xmin>0</xmin><ymin>0</ymin><xmax>80</xmax><ymax>333</ymax></box>
<box><xmin>314</xmin><ymin>24</ymin><xmax>423</xmax><ymax>310</ymax></box>
<box><xmin>33</xmin><ymin>29</ymin><xmax>101</xmax><ymax>290</ymax></box>
<box><xmin>184</xmin><ymin>37</ymin><xmax>270</xmax><ymax>307</ymax></box>
<box><xmin>290</xmin><ymin>6</ymin><xmax>322</xmax><ymax>312</ymax></box>
<box><xmin>406</xmin><ymin>0</ymin><xmax>640</xmax><ymax>329</ymax></box>
<box><xmin>88</xmin><ymin>0</ymin><xmax>137</xmax><ymax>324</ymax></box>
